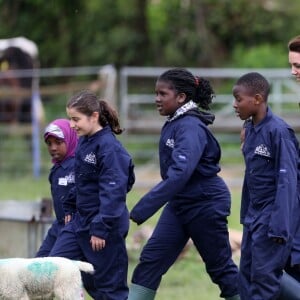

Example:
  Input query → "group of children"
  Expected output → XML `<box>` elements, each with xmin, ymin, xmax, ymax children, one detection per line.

<box><xmin>34</xmin><ymin>35</ymin><xmax>300</xmax><ymax>300</ymax></box>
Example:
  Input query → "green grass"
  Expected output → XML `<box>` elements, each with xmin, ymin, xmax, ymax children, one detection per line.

<box><xmin>0</xmin><ymin>132</ymin><xmax>243</xmax><ymax>299</ymax></box>
<box><xmin>0</xmin><ymin>175</ymin><xmax>242</xmax><ymax>300</ymax></box>
<box><xmin>0</xmin><ymin>128</ymin><xmax>243</xmax><ymax>300</ymax></box>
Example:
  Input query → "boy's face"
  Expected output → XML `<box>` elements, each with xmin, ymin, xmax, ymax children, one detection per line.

<box><xmin>289</xmin><ymin>51</ymin><xmax>300</xmax><ymax>81</ymax></box>
<box><xmin>232</xmin><ymin>84</ymin><xmax>258</xmax><ymax>121</ymax></box>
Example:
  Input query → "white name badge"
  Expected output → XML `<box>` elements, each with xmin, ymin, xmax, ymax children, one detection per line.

<box><xmin>58</xmin><ymin>177</ymin><xmax>68</xmax><ymax>186</ymax></box>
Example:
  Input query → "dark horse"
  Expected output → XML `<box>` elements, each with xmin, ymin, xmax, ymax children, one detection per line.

<box><xmin>0</xmin><ymin>46</ymin><xmax>33</xmax><ymax>124</ymax></box>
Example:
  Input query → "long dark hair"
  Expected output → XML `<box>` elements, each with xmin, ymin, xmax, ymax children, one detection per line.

<box><xmin>157</xmin><ymin>68</ymin><xmax>215</xmax><ymax>110</ymax></box>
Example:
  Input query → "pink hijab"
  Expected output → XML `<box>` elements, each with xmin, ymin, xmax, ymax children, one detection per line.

<box><xmin>44</xmin><ymin>118</ymin><xmax>78</xmax><ymax>164</ymax></box>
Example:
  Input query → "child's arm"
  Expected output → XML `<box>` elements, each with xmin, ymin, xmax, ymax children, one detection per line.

<box><xmin>268</xmin><ymin>136</ymin><xmax>298</xmax><ymax>242</ymax></box>
<box><xmin>63</xmin><ymin>186</ymin><xmax>77</xmax><ymax>218</ymax></box>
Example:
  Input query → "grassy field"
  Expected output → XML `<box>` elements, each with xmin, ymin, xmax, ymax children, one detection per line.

<box><xmin>0</xmin><ymin>171</ymin><xmax>242</xmax><ymax>300</ymax></box>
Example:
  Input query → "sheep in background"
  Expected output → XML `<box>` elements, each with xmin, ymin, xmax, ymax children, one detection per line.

<box><xmin>0</xmin><ymin>256</ymin><xmax>94</xmax><ymax>300</ymax></box>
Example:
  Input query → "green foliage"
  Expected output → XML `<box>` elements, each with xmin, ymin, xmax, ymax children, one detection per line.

<box><xmin>1</xmin><ymin>0</ymin><xmax>300</xmax><ymax>68</ymax></box>
<box><xmin>229</xmin><ymin>44</ymin><xmax>288</xmax><ymax>68</ymax></box>
<box><xmin>0</xmin><ymin>175</ymin><xmax>51</xmax><ymax>200</ymax></box>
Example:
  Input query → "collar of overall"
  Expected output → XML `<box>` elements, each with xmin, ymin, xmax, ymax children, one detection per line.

<box><xmin>167</xmin><ymin>100</ymin><xmax>198</xmax><ymax>122</ymax></box>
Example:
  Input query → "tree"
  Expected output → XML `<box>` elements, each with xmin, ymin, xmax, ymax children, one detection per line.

<box><xmin>0</xmin><ymin>0</ymin><xmax>299</xmax><ymax>68</ymax></box>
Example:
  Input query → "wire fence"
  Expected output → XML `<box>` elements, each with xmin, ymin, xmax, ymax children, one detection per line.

<box><xmin>0</xmin><ymin>65</ymin><xmax>116</xmax><ymax>177</ymax></box>
<box><xmin>0</xmin><ymin>66</ymin><xmax>299</xmax><ymax>177</ymax></box>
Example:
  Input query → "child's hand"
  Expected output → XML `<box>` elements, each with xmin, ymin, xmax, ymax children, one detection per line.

<box><xmin>65</xmin><ymin>214</ymin><xmax>72</xmax><ymax>224</ymax></box>
<box><xmin>90</xmin><ymin>236</ymin><xmax>106</xmax><ymax>251</ymax></box>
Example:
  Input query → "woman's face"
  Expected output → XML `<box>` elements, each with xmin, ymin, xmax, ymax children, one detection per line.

<box><xmin>289</xmin><ymin>51</ymin><xmax>300</xmax><ymax>81</ymax></box>
<box><xmin>154</xmin><ymin>80</ymin><xmax>185</xmax><ymax>116</ymax></box>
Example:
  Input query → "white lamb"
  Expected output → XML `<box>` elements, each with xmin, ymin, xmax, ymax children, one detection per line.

<box><xmin>0</xmin><ymin>256</ymin><xmax>94</xmax><ymax>300</ymax></box>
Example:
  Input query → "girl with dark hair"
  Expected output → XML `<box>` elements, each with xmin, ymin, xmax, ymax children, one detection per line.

<box><xmin>128</xmin><ymin>68</ymin><xmax>240</xmax><ymax>300</ymax></box>
<box><xmin>49</xmin><ymin>90</ymin><xmax>135</xmax><ymax>300</ymax></box>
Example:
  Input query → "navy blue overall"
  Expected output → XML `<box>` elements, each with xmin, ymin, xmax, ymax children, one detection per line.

<box><xmin>50</xmin><ymin>126</ymin><xmax>135</xmax><ymax>300</ymax></box>
<box><xmin>36</xmin><ymin>157</ymin><xmax>75</xmax><ymax>256</ymax></box>
<box><xmin>284</xmin><ymin>147</ymin><xmax>300</xmax><ymax>282</ymax></box>
<box><xmin>286</xmin><ymin>223</ymin><xmax>300</xmax><ymax>282</ymax></box>
<box><xmin>130</xmin><ymin>109</ymin><xmax>239</xmax><ymax>298</ymax></box>
<box><xmin>239</xmin><ymin>108</ymin><xmax>300</xmax><ymax>300</ymax></box>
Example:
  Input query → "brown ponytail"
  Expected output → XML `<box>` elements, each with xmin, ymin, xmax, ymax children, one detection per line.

<box><xmin>99</xmin><ymin>100</ymin><xmax>123</xmax><ymax>134</ymax></box>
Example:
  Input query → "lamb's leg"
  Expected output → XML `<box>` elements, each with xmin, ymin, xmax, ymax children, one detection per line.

<box><xmin>19</xmin><ymin>295</ymin><xmax>30</xmax><ymax>300</ymax></box>
<box><xmin>13</xmin><ymin>288</ymin><xmax>30</xmax><ymax>300</ymax></box>
<box><xmin>55</xmin><ymin>286</ymin><xmax>85</xmax><ymax>300</ymax></box>
<box><xmin>54</xmin><ymin>275</ymin><xmax>84</xmax><ymax>300</ymax></box>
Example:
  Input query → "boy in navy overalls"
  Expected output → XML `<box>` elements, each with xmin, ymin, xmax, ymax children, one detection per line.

<box><xmin>233</xmin><ymin>72</ymin><xmax>300</xmax><ymax>299</ymax></box>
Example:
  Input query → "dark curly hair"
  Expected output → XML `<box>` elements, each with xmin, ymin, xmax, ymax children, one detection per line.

<box><xmin>157</xmin><ymin>68</ymin><xmax>215</xmax><ymax>110</ymax></box>
<box><xmin>235</xmin><ymin>72</ymin><xmax>270</xmax><ymax>101</ymax></box>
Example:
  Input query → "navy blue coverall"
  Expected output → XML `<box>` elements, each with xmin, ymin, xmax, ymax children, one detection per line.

<box><xmin>50</xmin><ymin>126</ymin><xmax>135</xmax><ymax>300</ymax></box>
<box><xmin>239</xmin><ymin>108</ymin><xmax>300</xmax><ymax>300</ymax></box>
<box><xmin>130</xmin><ymin>109</ymin><xmax>239</xmax><ymax>298</ymax></box>
<box><xmin>36</xmin><ymin>157</ymin><xmax>75</xmax><ymax>256</ymax></box>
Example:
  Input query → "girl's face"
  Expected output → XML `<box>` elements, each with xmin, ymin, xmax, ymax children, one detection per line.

<box><xmin>45</xmin><ymin>136</ymin><xmax>67</xmax><ymax>162</ymax></box>
<box><xmin>66</xmin><ymin>107</ymin><xmax>101</xmax><ymax>137</ymax></box>
<box><xmin>155</xmin><ymin>80</ymin><xmax>186</xmax><ymax>116</ymax></box>
<box><xmin>289</xmin><ymin>51</ymin><xmax>300</xmax><ymax>81</ymax></box>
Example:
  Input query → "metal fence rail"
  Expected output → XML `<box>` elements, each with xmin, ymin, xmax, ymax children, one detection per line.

<box><xmin>0</xmin><ymin>65</ymin><xmax>117</xmax><ymax>177</ymax></box>
<box><xmin>120</xmin><ymin>67</ymin><xmax>300</xmax><ymax>134</ymax></box>
<box><xmin>1</xmin><ymin>66</ymin><xmax>300</xmax><ymax>177</ymax></box>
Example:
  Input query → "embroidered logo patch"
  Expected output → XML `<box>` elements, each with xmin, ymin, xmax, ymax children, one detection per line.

<box><xmin>84</xmin><ymin>152</ymin><xmax>97</xmax><ymax>165</ymax></box>
<box><xmin>65</xmin><ymin>172</ymin><xmax>75</xmax><ymax>183</ymax></box>
<box><xmin>58</xmin><ymin>172</ymin><xmax>75</xmax><ymax>186</ymax></box>
<box><xmin>254</xmin><ymin>144</ymin><xmax>271</xmax><ymax>157</ymax></box>
<box><xmin>166</xmin><ymin>138</ymin><xmax>174</xmax><ymax>148</ymax></box>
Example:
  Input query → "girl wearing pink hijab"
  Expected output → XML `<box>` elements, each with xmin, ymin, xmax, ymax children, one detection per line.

<box><xmin>36</xmin><ymin>118</ymin><xmax>78</xmax><ymax>256</ymax></box>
